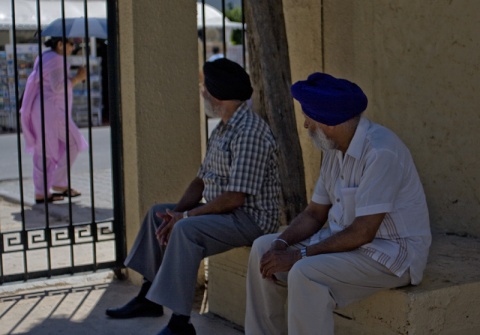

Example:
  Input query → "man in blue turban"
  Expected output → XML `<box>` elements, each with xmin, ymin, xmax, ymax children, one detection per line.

<box><xmin>245</xmin><ymin>73</ymin><xmax>431</xmax><ymax>335</ymax></box>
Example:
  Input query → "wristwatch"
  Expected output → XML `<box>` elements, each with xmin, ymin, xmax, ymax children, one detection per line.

<box><xmin>300</xmin><ymin>247</ymin><xmax>307</xmax><ymax>259</ymax></box>
<box><xmin>183</xmin><ymin>211</ymin><xmax>189</xmax><ymax>219</ymax></box>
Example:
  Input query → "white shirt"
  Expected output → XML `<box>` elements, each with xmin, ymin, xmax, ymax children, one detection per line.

<box><xmin>207</xmin><ymin>53</ymin><xmax>224</xmax><ymax>62</ymax></box>
<box><xmin>310</xmin><ymin>117</ymin><xmax>431</xmax><ymax>285</ymax></box>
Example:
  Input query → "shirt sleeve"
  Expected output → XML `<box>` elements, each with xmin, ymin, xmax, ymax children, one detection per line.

<box><xmin>226</xmin><ymin>128</ymin><xmax>271</xmax><ymax>195</ymax></box>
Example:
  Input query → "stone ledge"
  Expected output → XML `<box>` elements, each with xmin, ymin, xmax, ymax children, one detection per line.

<box><xmin>208</xmin><ymin>232</ymin><xmax>480</xmax><ymax>334</ymax></box>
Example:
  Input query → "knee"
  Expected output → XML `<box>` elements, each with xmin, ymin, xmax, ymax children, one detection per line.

<box><xmin>170</xmin><ymin>218</ymin><xmax>197</xmax><ymax>241</ymax></box>
<box><xmin>251</xmin><ymin>234</ymin><xmax>277</xmax><ymax>257</ymax></box>
<box><xmin>149</xmin><ymin>203</ymin><xmax>171</xmax><ymax>215</ymax></box>
<box><xmin>288</xmin><ymin>261</ymin><xmax>310</xmax><ymax>287</ymax></box>
<box><xmin>146</xmin><ymin>204</ymin><xmax>171</xmax><ymax>229</ymax></box>
<box><xmin>288</xmin><ymin>259</ymin><xmax>334</xmax><ymax>290</ymax></box>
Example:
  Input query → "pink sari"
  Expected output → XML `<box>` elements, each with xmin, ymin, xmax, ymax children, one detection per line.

<box><xmin>20</xmin><ymin>50</ymin><xmax>88</xmax><ymax>164</ymax></box>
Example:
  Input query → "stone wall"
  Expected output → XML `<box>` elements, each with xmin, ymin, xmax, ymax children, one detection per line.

<box><xmin>118</xmin><ymin>0</ymin><xmax>202</xmax><ymax>283</ymax></box>
<box><xmin>287</xmin><ymin>0</ymin><xmax>480</xmax><ymax>236</ymax></box>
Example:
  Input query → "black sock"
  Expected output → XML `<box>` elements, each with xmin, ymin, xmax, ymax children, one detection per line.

<box><xmin>169</xmin><ymin>314</ymin><xmax>191</xmax><ymax>330</ymax></box>
<box><xmin>172</xmin><ymin>313</ymin><xmax>190</xmax><ymax>324</ymax></box>
<box><xmin>137</xmin><ymin>279</ymin><xmax>152</xmax><ymax>300</ymax></box>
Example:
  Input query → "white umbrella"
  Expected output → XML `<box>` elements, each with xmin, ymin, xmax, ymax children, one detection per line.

<box><xmin>40</xmin><ymin>17</ymin><xmax>107</xmax><ymax>39</ymax></box>
<box><xmin>196</xmin><ymin>3</ymin><xmax>243</xmax><ymax>29</ymax></box>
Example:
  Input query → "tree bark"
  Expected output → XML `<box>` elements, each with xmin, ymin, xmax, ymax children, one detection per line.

<box><xmin>244</xmin><ymin>0</ymin><xmax>307</xmax><ymax>224</ymax></box>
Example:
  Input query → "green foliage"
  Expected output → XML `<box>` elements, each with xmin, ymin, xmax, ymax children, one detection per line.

<box><xmin>230</xmin><ymin>29</ymin><xmax>243</xmax><ymax>45</ymax></box>
<box><xmin>226</xmin><ymin>6</ymin><xmax>243</xmax><ymax>45</ymax></box>
<box><xmin>225</xmin><ymin>6</ymin><xmax>242</xmax><ymax>22</ymax></box>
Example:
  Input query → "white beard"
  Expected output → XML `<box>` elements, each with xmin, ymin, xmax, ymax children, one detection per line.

<box><xmin>204</xmin><ymin>97</ymin><xmax>220</xmax><ymax>118</ymax></box>
<box><xmin>309</xmin><ymin>127</ymin><xmax>336</xmax><ymax>151</ymax></box>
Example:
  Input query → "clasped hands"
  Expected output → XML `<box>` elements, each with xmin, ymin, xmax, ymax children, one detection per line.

<box><xmin>155</xmin><ymin>209</ymin><xmax>184</xmax><ymax>245</ymax></box>
<box><xmin>260</xmin><ymin>239</ymin><xmax>301</xmax><ymax>281</ymax></box>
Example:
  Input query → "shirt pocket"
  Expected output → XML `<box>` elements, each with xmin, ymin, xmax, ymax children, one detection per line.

<box><xmin>340</xmin><ymin>187</ymin><xmax>358</xmax><ymax>226</ymax></box>
<box><xmin>211</xmin><ymin>148</ymin><xmax>231</xmax><ymax>178</ymax></box>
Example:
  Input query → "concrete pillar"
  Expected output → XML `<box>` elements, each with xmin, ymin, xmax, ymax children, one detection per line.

<box><xmin>283</xmin><ymin>0</ymin><xmax>323</xmax><ymax>199</ymax></box>
<box><xmin>118</xmin><ymin>0</ymin><xmax>201</xmax><ymax>282</ymax></box>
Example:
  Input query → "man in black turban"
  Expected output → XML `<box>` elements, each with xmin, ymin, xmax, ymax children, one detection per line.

<box><xmin>203</xmin><ymin>58</ymin><xmax>253</xmax><ymax>102</ymax></box>
<box><xmin>106</xmin><ymin>59</ymin><xmax>281</xmax><ymax>335</ymax></box>
<box><xmin>245</xmin><ymin>72</ymin><xmax>430</xmax><ymax>335</ymax></box>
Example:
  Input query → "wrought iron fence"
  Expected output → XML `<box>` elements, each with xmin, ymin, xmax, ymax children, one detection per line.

<box><xmin>0</xmin><ymin>0</ymin><xmax>246</xmax><ymax>284</ymax></box>
<box><xmin>0</xmin><ymin>0</ymin><xmax>124</xmax><ymax>284</ymax></box>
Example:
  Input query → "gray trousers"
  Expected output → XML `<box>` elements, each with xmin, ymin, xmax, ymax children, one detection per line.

<box><xmin>124</xmin><ymin>203</ymin><xmax>264</xmax><ymax>316</ymax></box>
<box><xmin>245</xmin><ymin>233</ymin><xmax>411</xmax><ymax>335</ymax></box>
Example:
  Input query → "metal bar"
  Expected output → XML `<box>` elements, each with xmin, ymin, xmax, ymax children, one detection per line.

<box><xmin>35</xmin><ymin>0</ymin><xmax>53</xmax><ymax>279</ymax></box>
<box><xmin>11</xmin><ymin>0</ymin><xmax>26</xmax><ymax>229</ymax></box>
<box><xmin>82</xmin><ymin>0</ymin><xmax>99</xmax><ymax>271</ymax></box>
<box><xmin>1</xmin><ymin>262</ymin><xmax>118</xmax><ymax>283</ymax></box>
<box><xmin>107</xmin><ymin>0</ymin><xmax>126</xmax><ymax>265</ymax></box>
<box><xmin>58</xmin><ymin>0</ymin><xmax>76</xmax><ymax>276</ymax></box>
<box><xmin>201</xmin><ymin>0</ymin><xmax>207</xmax><ymax>62</ymax></box>
<box><xmin>23</xmin><ymin>218</ymin><xmax>114</xmax><ymax>231</ymax></box>
<box><xmin>241</xmin><ymin>0</ymin><xmax>246</xmax><ymax>68</ymax></box>
<box><xmin>221</xmin><ymin>0</ymin><xmax>227</xmax><ymax>57</ymax></box>
<box><xmin>5</xmin><ymin>0</ymin><xmax>27</xmax><ymax>285</ymax></box>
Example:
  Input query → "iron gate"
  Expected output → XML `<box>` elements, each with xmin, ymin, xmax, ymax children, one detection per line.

<box><xmin>0</xmin><ymin>0</ymin><xmax>125</xmax><ymax>284</ymax></box>
<box><xmin>0</xmin><ymin>0</ymin><xmax>247</xmax><ymax>284</ymax></box>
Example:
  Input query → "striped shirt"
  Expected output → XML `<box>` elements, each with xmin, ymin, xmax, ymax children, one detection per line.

<box><xmin>310</xmin><ymin>117</ymin><xmax>431</xmax><ymax>285</ymax></box>
<box><xmin>197</xmin><ymin>102</ymin><xmax>281</xmax><ymax>233</ymax></box>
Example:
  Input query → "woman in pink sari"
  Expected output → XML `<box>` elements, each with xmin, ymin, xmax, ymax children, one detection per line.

<box><xmin>21</xmin><ymin>37</ymin><xmax>88</xmax><ymax>203</ymax></box>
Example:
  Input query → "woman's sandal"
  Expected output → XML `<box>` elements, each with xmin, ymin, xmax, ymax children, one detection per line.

<box><xmin>35</xmin><ymin>194</ymin><xmax>65</xmax><ymax>204</ymax></box>
<box><xmin>52</xmin><ymin>188</ymin><xmax>82</xmax><ymax>198</ymax></box>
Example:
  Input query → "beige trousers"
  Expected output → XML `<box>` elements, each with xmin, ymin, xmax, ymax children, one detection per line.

<box><xmin>245</xmin><ymin>233</ymin><xmax>411</xmax><ymax>335</ymax></box>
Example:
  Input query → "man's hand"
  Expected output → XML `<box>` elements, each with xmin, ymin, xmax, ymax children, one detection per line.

<box><xmin>155</xmin><ymin>209</ymin><xmax>184</xmax><ymax>245</ymax></box>
<box><xmin>259</xmin><ymin>243</ymin><xmax>300</xmax><ymax>280</ymax></box>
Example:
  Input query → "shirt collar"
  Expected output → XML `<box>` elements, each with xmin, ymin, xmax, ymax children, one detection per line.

<box><xmin>345</xmin><ymin>116</ymin><xmax>370</xmax><ymax>160</ymax></box>
<box><xmin>218</xmin><ymin>101</ymin><xmax>249</xmax><ymax>130</ymax></box>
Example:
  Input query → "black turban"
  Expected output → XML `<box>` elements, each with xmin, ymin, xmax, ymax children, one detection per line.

<box><xmin>203</xmin><ymin>58</ymin><xmax>253</xmax><ymax>101</ymax></box>
<box><xmin>291</xmin><ymin>72</ymin><xmax>368</xmax><ymax>126</ymax></box>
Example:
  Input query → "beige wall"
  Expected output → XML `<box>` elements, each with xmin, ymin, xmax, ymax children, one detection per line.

<box><xmin>118</xmin><ymin>0</ymin><xmax>201</xmax><ymax>282</ymax></box>
<box><xmin>283</xmin><ymin>0</ymin><xmax>323</xmax><ymax>199</ymax></box>
<box><xmin>287</xmin><ymin>0</ymin><xmax>480</xmax><ymax>236</ymax></box>
<box><xmin>117</xmin><ymin>0</ymin><xmax>479</xmax><ymax>272</ymax></box>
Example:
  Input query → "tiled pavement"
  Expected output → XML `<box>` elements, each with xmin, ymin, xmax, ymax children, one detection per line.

<box><xmin>0</xmin><ymin>170</ymin><xmax>243</xmax><ymax>334</ymax></box>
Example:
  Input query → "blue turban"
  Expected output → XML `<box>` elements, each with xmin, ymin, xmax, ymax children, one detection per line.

<box><xmin>291</xmin><ymin>73</ymin><xmax>368</xmax><ymax>126</ymax></box>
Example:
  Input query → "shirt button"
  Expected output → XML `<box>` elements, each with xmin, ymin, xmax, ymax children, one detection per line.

<box><xmin>336</xmin><ymin>198</ymin><xmax>340</xmax><ymax>202</ymax></box>
<box><xmin>341</xmin><ymin>175</ymin><xmax>344</xmax><ymax>180</ymax></box>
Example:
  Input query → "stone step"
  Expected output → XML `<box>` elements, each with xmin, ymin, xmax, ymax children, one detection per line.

<box><xmin>208</xmin><ymin>232</ymin><xmax>480</xmax><ymax>334</ymax></box>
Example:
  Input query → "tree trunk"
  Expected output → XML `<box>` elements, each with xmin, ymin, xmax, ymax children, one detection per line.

<box><xmin>244</xmin><ymin>0</ymin><xmax>307</xmax><ymax>224</ymax></box>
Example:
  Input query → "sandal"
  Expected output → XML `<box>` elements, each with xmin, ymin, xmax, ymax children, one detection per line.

<box><xmin>52</xmin><ymin>188</ymin><xmax>82</xmax><ymax>198</ymax></box>
<box><xmin>35</xmin><ymin>194</ymin><xmax>65</xmax><ymax>204</ymax></box>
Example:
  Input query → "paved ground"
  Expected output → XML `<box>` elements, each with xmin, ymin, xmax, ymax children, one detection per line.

<box><xmin>0</xmin><ymin>175</ymin><xmax>243</xmax><ymax>334</ymax></box>
<box><xmin>0</xmin><ymin>169</ymin><xmax>116</xmax><ymax>279</ymax></box>
<box><xmin>0</xmin><ymin>121</ymin><xmax>241</xmax><ymax>334</ymax></box>
<box><xmin>0</xmin><ymin>271</ymin><xmax>243</xmax><ymax>335</ymax></box>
